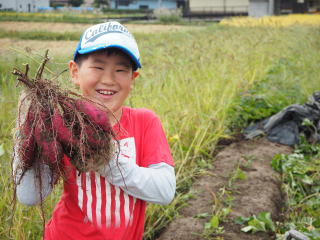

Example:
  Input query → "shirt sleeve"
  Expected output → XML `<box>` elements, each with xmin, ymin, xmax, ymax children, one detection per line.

<box><xmin>13</xmin><ymin>141</ymin><xmax>53</xmax><ymax>206</ymax></box>
<box><xmin>140</xmin><ymin>112</ymin><xmax>174</xmax><ymax>167</ymax></box>
<box><xmin>97</xmin><ymin>157</ymin><xmax>176</xmax><ymax>205</ymax></box>
<box><xmin>96</xmin><ymin>110</ymin><xmax>176</xmax><ymax>204</ymax></box>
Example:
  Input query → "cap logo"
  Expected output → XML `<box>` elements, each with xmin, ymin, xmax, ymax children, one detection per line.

<box><xmin>75</xmin><ymin>21</ymin><xmax>141</xmax><ymax>68</ymax></box>
<box><xmin>84</xmin><ymin>22</ymin><xmax>132</xmax><ymax>44</ymax></box>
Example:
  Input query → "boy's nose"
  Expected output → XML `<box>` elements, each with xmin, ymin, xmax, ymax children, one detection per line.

<box><xmin>101</xmin><ymin>72</ymin><xmax>116</xmax><ymax>85</ymax></box>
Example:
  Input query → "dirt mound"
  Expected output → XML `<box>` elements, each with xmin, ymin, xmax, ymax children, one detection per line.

<box><xmin>157</xmin><ymin>138</ymin><xmax>292</xmax><ymax>240</ymax></box>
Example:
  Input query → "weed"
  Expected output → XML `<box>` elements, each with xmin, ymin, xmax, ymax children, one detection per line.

<box><xmin>271</xmin><ymin>137</ymin><xmax>320</xmax><ymax>239</ymax></box>
<box><xmin>201</xmin><ymin>161</ymin><xmax>248</xmax><ymax>239</ymax></box>
<box><xmin>235</xmin><ymin>212</ymin><xmax>276</xmax><ymax>233</ymax></box>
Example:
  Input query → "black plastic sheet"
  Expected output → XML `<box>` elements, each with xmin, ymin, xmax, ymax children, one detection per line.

<box><xmin>244</xmin><ymin>92</ymin><xmax>320</xmax><ymax>146</ymax></box>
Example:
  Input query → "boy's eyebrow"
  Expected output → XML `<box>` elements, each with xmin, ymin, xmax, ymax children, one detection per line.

<box><xmin>91</xmin><ymin>58</ymin><xmax>130</xmax><ymax>68</ymax></box>
<box><xmin>115</xmin><ymin>61</ymin><xmax>130</xmax><ymax>68</ymax></box>
<box><xmin>92</xmin><ymin>58</ymin><xmax>106</xmax><ymax>64</ymax></box>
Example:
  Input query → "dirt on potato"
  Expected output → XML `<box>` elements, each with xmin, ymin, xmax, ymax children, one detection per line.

<box><xmin>157</xmin><ymin>138</ymin><xmax>292</xmax><ymax>240</ymax></box>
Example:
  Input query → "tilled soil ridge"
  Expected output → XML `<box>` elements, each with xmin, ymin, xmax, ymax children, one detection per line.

<box><xmin>157</xmin><ymin>138</ymin><xmax>292</xmax><ymax>240</ymax></box>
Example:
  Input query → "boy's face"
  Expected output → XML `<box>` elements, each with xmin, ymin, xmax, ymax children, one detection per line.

<box><xmin>69</xmin><ymin>51</ymin><xmax>139</xmax><ymax>122</ymax></box>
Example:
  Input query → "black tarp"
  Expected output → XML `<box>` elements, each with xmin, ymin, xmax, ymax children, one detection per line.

<box><xmin>244</xmin><ymin>92</ymin><xmax>320</xmax><ymax>146</ymax></box>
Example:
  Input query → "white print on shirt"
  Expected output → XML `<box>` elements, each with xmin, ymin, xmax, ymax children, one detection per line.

<box><xmin>76</xmin><ymin>137</ymin><xmax>137</xmax><ymax>228</ymax></box>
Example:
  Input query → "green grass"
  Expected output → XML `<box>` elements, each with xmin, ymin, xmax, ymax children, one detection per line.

<box><xmin>0</xmin><ymin>11</ymin><xmax>148</xmax><ymax>24</ymax></box>
<box><xmin>0</xmin><ymin>29</ymin><xmax>81</xmax><ymax>41</ymax></box>
<box><xmin>0</xmin><ymin>23</ymin><xmax>319</xmax><ymax>239</ymax></box>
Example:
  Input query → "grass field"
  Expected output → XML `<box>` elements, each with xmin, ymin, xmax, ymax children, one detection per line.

<box><xmin>0</xmin><ymin>21</ymin><xmax>202</xmax><ymax>33</ymax></box>
<box><xmin>0</xmin><ymin>11</ymin><xmax>148</xmax><ymax>24</ymax></box>
<box><xmin>0</xmin><ymin>15</ymin><xmax>320</xmax><ymax>239</ymax></box>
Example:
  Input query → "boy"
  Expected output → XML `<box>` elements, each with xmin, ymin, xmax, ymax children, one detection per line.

<box><xmin>14</xmin><ymin>21</ymin><xmax>176</xmax><ymax>240</ymax></box>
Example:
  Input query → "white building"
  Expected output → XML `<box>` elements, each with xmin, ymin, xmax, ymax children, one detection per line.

<box><xmin>109</xmin><ymin>0</ymin><xmax>177</xmax><ymax>10</ymax></box>
<box><xmin>188</xmin><ymin>0</ymin><xmax>249</xmax><ymax>14</ymax></box>
<box><xmin>249</xmin><ymin>0</ymin><xmax>320</xmax><ymax>17</ymax></box>
<box><xmin>0</xmin><ymin>0</ymin><xmax>50</xmax><ymax>12</ymax></box>
<box><xmin>249</xmin><ymin>0</ymin><xmax>275</xmax><ymax>17</ymax></box>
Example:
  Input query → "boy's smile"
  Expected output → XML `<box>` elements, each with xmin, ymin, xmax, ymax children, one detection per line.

<box><xmin>69</xmin><ymin>51</ymin><xmax>139</xmax><ymax>125</ymax></box>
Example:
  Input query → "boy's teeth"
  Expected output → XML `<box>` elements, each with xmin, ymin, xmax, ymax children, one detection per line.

<box><xmin>98</xmin><ymin>90</ymin><xmax>114</xmax><ymax>95</ymax></box>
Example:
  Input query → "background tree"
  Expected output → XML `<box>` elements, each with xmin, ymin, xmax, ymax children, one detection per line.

<box><xmin>94</xmin><ymin>0</ymin><xmax>110</xmax><ymax>8</ymax></box>
<box><xmin>68</xmin><ymin>0</ymin><xmax>84</xmax><ymax>7</ymax></box>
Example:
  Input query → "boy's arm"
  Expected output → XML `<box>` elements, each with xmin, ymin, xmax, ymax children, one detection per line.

<box><xmin>14</xmin><ymin>147</ymin><xmax>175</xmax><ymax>206</ymax></box>
<box><xmin>13</xmin><ymin>91</ymin><xmax>53</xmax><ymax>206</ymax></box>
<box><xmin>97</xmin><ymin>156</ymin><xmax>176</xmax><ymax>205</ymax></box>
<box><xmin>97</xmin><ymin>110</ymin><xmax>176</xmax><ymax>205</ymax></box>
<box><xmin>13</xmin><ymin>144</ymin><xmax>53</xmax><ymax>206</ymax></box>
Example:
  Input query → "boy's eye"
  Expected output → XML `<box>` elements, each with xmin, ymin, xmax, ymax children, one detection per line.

<box><xmin>116</xmin><ymin>69</ymin><xmax>127</xmax><ymax>72</ymax></box>
<box><xmin>91</xmin><ymin>66</ymin><xmax>104</xmax><ymax>70</ymax></box>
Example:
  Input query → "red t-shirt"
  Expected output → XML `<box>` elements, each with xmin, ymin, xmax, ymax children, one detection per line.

<box><xmin>45</xmin><ymin>107</ymin><xmax>173</xmax><ymax>240</ymax></box>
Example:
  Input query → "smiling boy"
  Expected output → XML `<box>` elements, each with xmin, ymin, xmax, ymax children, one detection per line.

<box><xmin>14</xmin><ymin>21</ymin><xmax>176</xmax><ymax>240</ymax></box>
<box><xmin>69</xmin><ymin>49</ymin><xmax>139</xmax><ymax>125</ymax></box>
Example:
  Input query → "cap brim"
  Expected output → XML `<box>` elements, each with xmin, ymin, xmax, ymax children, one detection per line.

<box><xmin>75</xmin><ymin>44</ymin><xmax>141</xmax><ymax>70</ymax></box>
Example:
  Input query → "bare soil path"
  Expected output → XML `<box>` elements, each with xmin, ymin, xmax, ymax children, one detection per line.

<box><xmin>157</xmin><ymin>138</ymin><xmax>292</xmax><ymax>240</ymax></box>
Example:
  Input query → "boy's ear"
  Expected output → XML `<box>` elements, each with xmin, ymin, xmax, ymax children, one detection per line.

<box><xmin>130</xmin><ymin>71</ymin><xmax>139</xmax><ymax>90</ymax></box>
<box><xmin>69</xmin><ymin>60</ymin><xmax>80</xmax><ymax>86</ymax></box>
<box><xmin>132</xmin><ymin>71</ymin><xmax>139</xmax><ymax>80</ymax></box>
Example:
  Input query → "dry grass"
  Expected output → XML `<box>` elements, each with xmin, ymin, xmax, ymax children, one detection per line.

<box><xmin>0</xmin><ymin>21</ymin><xmax>92</xmax><ymax>33</ymax></box>
<box><xmin>0</xmin><ymin>21</ymin><xmax>202</xmax><ymax>33</ymax></box>
<box><xmin>0</xmin><ymin>38</ymin><xmax>76</xmax><ymax>59</ymax></box>
<box><xmin>0</xmin><ymin>22</ymin><xmax>203</xmax><ymax>64</ymax></box>
<box><xmin>221</xmin><ymin>14</ymin><xmax>320</xmax><ymax>27</ymax></box>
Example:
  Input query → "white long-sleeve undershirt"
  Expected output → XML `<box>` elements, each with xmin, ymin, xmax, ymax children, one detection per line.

<box><xmin>13</xmin><ymin>154</ymin><xmax>176</xmax><ymax>206</ymax></box>
<box><xmin>97</xmin><ymin>155</ymin><xmax>176</xmax><ymax>205</ymax></box>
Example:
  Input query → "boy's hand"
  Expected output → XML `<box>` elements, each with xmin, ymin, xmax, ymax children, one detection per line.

<box><xmin>52</xmin><ymin>100</ymin><xmax>114</xmax><ymax>171</ymax></box>
<box><xmin>75</xmin><ymin>100</ymin><xmax>112</xmax><ymax>132</ymax></box>
<box><xmin>53</xmin><ymin>99</ymin><xmax>112</xmax><ymax>147</ymax></box>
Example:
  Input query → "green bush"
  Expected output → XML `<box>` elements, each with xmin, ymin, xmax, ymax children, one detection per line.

<box><xmin>158</xmin><ymin>14</ymin><xmax>181</xmax><ymax>24</ymax></box>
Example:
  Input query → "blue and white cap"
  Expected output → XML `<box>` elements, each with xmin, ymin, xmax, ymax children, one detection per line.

<box><xmin>74</xmin><ymin>21</ymin><xmax>141</xmax><ymax>70</ymax></box>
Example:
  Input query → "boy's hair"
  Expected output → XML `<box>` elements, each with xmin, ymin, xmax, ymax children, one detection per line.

<box><xmin>75</xmin><ymin>48</ymin><xmax>137</xmax><ymax>71</ymax></box>
<box><xmin>73</xmin><ymin>21</ymin><xmax>141</xmax><ymax>71</ymax></box>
